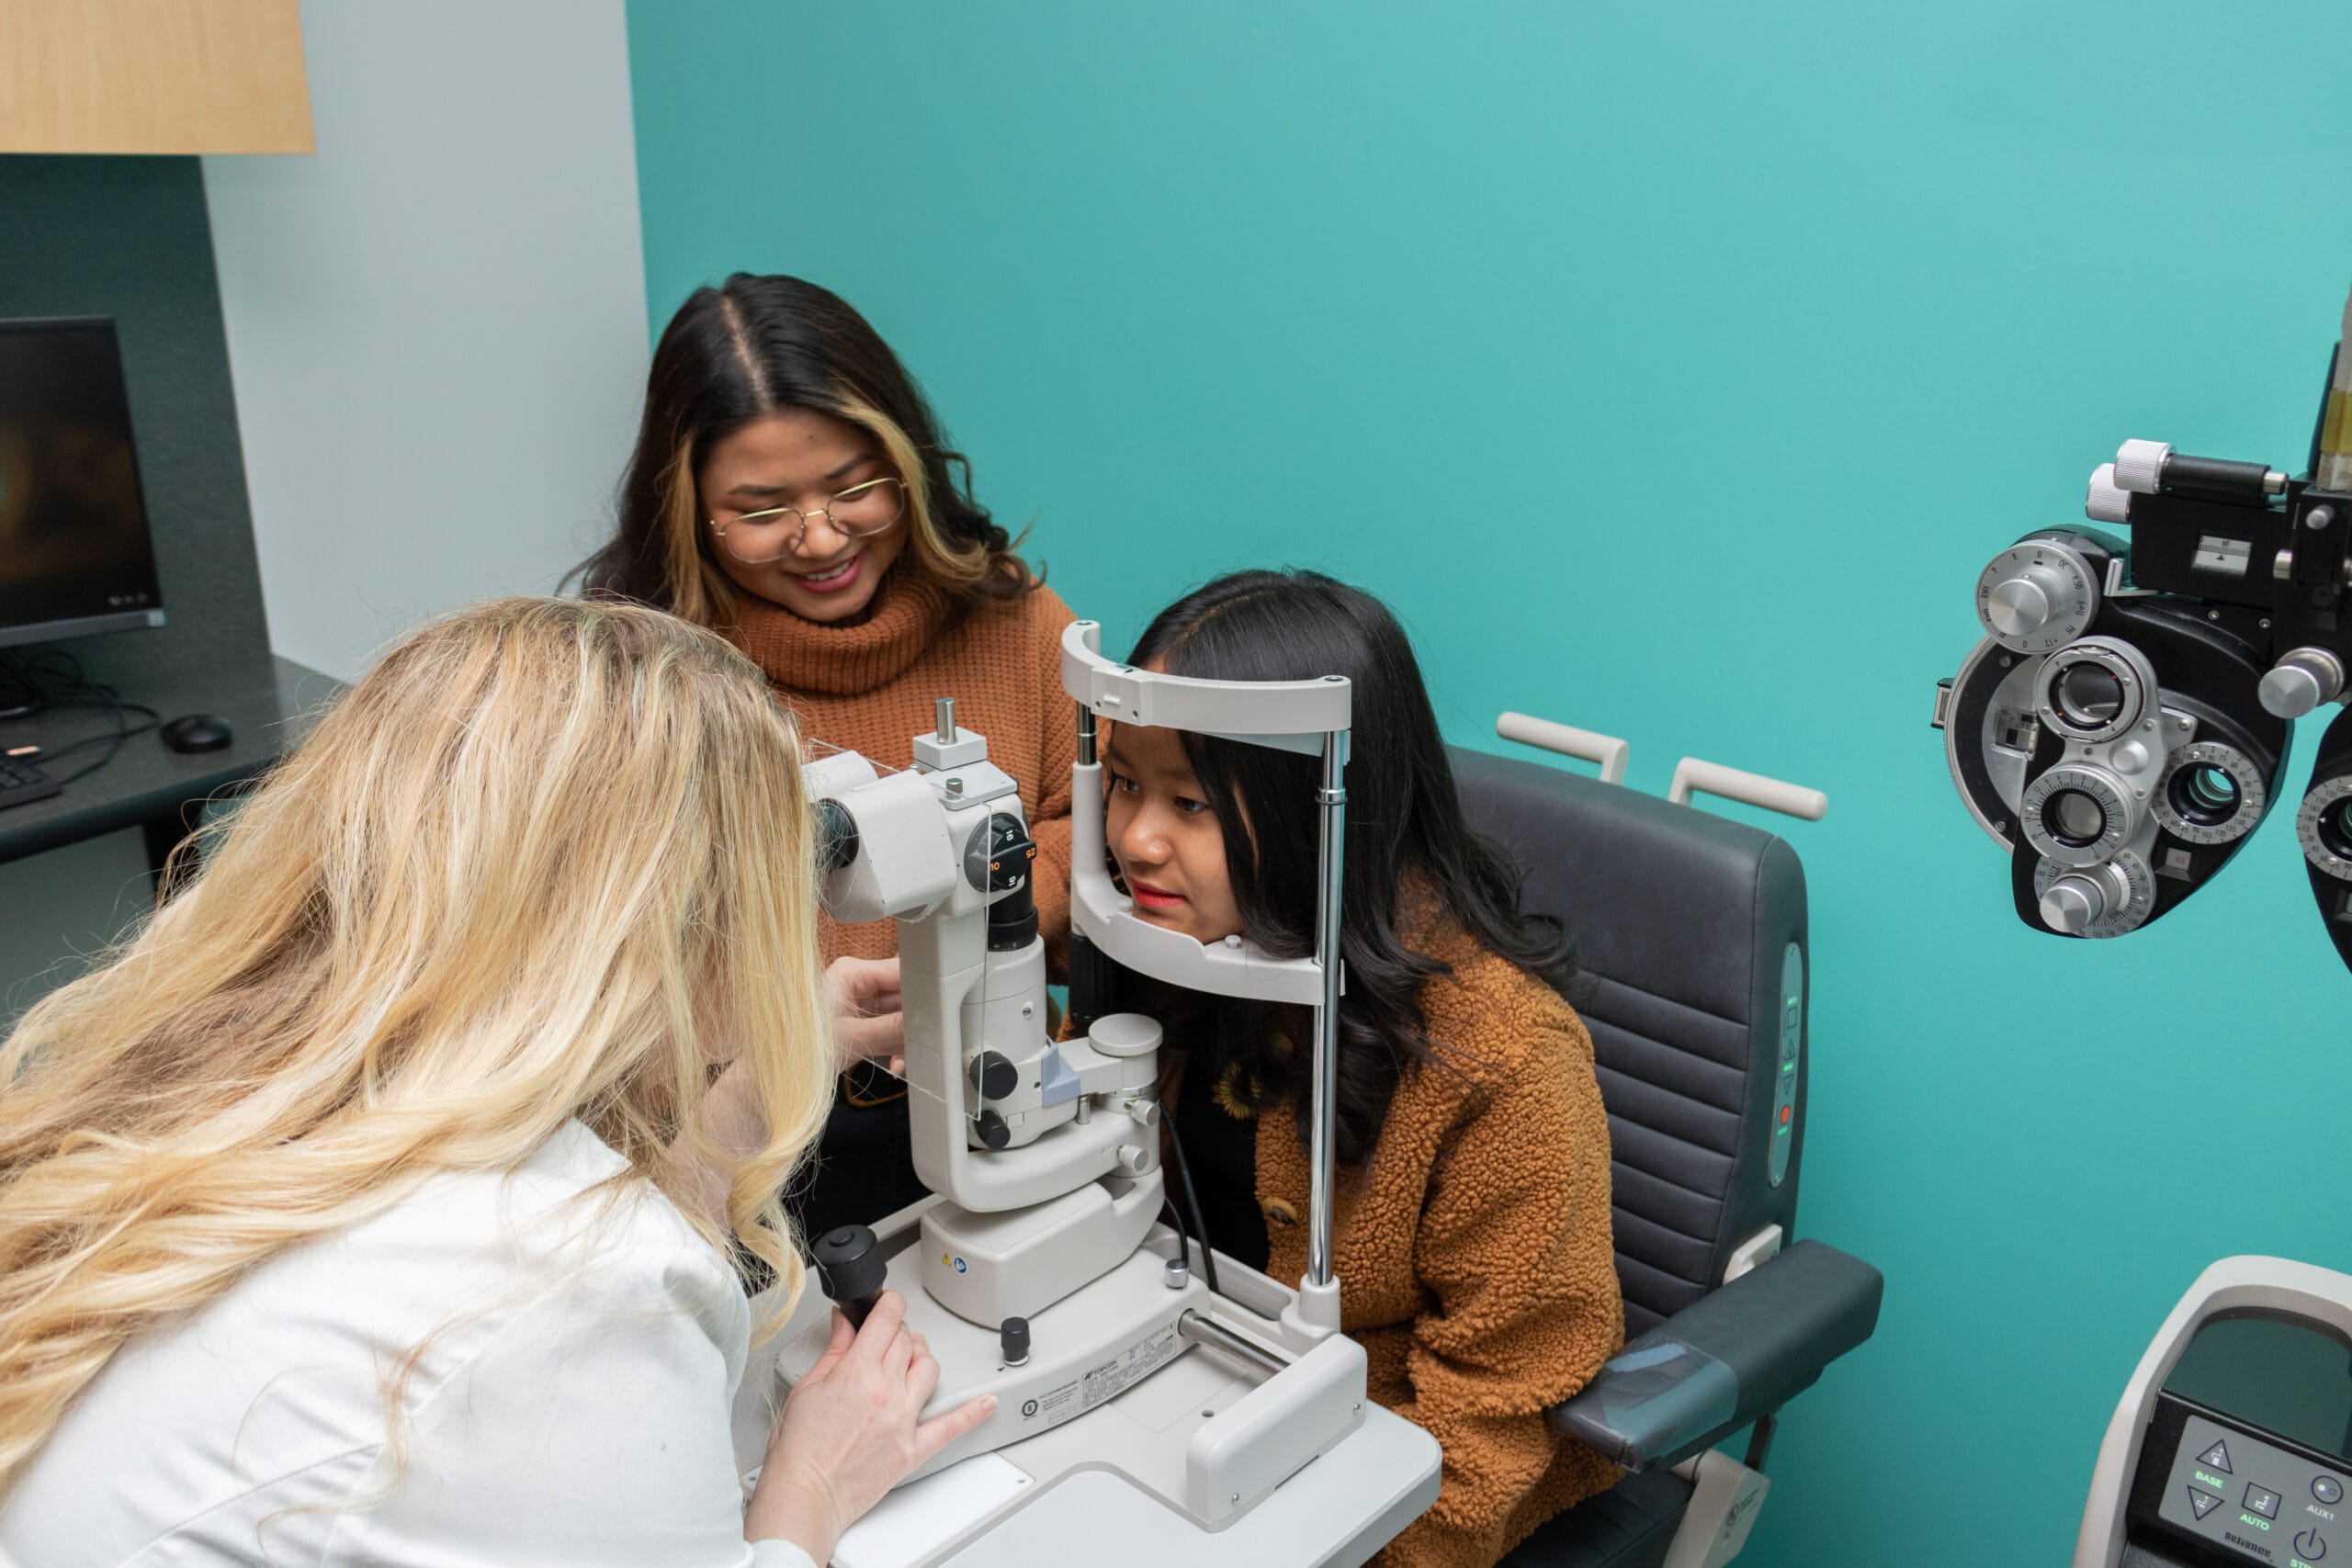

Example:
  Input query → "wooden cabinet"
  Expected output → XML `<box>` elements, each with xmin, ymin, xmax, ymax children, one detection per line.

<box><xmin>0</xmin><ymin>0</ymin><xmax>312</xmax><ymax>154</ymax></box>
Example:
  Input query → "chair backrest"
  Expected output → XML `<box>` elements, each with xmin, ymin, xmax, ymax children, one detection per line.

<box><xmin>1450</xmin><ymin>748</ymin><xmax>1810</xmax><ymax>1337</ymax></box>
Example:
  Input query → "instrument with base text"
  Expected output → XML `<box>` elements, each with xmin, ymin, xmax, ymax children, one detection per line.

<box><xmin>744</xmin><ymin>626</ymin><xmax>1436</xmax><ymax>1567</ymax></box>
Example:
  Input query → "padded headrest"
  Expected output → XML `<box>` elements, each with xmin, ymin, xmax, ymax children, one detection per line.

<box><xmin>1450</xmin><ymin>749</ymin><xmax>1804</xmax><ymax>1026</ymax></box>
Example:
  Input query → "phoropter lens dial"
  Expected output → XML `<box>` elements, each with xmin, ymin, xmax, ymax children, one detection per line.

<box><xmin>2298</xmin><ymin>774</ymin><xmax>2352</xmax><ymax>882</ymax></box>
<box><xmin>2152</xmin><ymin>742</ymin><xmax>2266</xmax><ymax>846</ymax></box>
<box><xmin>2020</xmin><ymin>762</ymin><xmax>2138</xmax><ymax>866</ymax></box>
<box><xmin>2035</xmin><ymin>637</ymin><xmax>2155</xmax><ymax>744</ymax></box>
<box><xmin>2031</xmin><ymin>852</ymin><xmax>2154</xmax><ymax>938</ymax></box>
<box><xmin>1975</xmin><ymin>538</ymin><xmax>2099</xmax><ymax>654</ymax></box>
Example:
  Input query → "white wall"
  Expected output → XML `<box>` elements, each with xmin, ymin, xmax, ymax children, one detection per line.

<box><xmin>202</xmin><ymin>0</ymin><xmax>650</xmax><ymax>681</ymax></box>
<box><xmin>0</xmin><ymin>0</ymin><xmax>651</xmax><ymax>1020</ymax></box>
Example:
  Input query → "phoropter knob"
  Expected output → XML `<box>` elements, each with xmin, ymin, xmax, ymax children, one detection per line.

<box><xmin>1984</xmin><ymin>564</ymin><xmax>2066</xmax><ymax>640</ymax></box>
<box><xmin>2260</xmin><ymin>647</ymin><xmax>2346</xmax><ymax>719</ymax></box>
<box><xmin>1975</xmin><ymin>539</ymin><xmax>2098</xmax><ymax>653</ymax></box>
<box><xmin>2039</xmin><ymin>874</ymin><xmax>2110</xmax><ymax>934</ymax></box>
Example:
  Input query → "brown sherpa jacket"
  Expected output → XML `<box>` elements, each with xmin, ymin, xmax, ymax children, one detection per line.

<box><xmin>1229</xmin><ymin>921</ymin><xmax>1624</xmax><ymax>1568</ymax></box>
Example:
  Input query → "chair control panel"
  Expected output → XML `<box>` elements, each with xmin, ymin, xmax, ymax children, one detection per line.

<box><xmin>1768</xmin><ymin>942</ymin><xmax>1801</xmax><ymax>1188</ymax></box>
<box><xmin>2150</xmin><ymin>1407</ymin><xmax>2346</xmax><ymax>1566</ymax></box>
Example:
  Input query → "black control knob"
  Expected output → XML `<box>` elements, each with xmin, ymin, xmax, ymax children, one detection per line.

<box><xmin>810</xmin><ymin>1224</ymin><xmax>888</xmax><ymax>1328</ymax></box>
<box><xmin>964</xmin><ymin>813</ymin><xmax>1036</xmax><ymax>892</ymax></box>
<box><xmin>1001</xmin><ymin>1315</ymin><xmax>1030</xmax><ymax>1366</ymax></box>
<box><xmin>975</xmin><ymin>1108</ymin><xmax>1012</xmax><ymax>1150</ymax></box>
<box><xmin>971</xmin><ymin>1050</ymin><xmax>1018</xmax><ymax>1100</ymax></box>
<box><xmin>969</xmin><ymin>812</ymin><xmax>1042</xmax><ymax>952</ymax></box>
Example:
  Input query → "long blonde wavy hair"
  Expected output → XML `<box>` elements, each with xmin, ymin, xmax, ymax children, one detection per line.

<box><xmin>0</xmin><ymin>596</ymin><xmax>838</xmax><ymax>1496</ymax></box>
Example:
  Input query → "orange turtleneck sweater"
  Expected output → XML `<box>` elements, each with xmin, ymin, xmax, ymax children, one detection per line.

<box><xmin>729</xmin><ymin>567</ymin><xmax>1079</xmax><ymax>964</ymax></box>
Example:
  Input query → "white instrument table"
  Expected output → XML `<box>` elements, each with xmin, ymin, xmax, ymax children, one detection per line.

<box><xmin>836</xmin><ymin>1400</ymin><xmax>1440</xmax><ymax>1568</ymax></box>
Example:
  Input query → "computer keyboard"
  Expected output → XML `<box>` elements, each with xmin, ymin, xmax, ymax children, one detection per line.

<box><xmin>0</xmin><ymin>754</ymin><xmax>61</xmax><ymax>811</ymax></box>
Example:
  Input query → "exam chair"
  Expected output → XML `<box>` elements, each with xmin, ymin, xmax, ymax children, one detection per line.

<box><xmin>1449</xmin><ymin>747</ymin><xmax>1883</xmax><ymax>1568</ymax></box>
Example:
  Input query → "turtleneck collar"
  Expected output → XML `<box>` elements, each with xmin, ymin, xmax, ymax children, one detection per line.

<box><xmin>727</xmin><ymin>567</ymin><xmax>960</xmax><ymax>697</ymax></box>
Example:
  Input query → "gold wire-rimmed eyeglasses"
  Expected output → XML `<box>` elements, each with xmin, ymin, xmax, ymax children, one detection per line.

<box><xmin>706</xmin><ymin>476</ymin><xmax>908</xmax><ymax>564</ymax></box>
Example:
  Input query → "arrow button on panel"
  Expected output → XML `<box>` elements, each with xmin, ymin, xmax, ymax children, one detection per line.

<box><xmin>2187</xmin><ymin>1486</ymin><xmax>2223</xmax><ymax>1520</ymax></box>
<box><xmin>2200</xmin><ymin>1440</ymin><xmax>2234</xmax><ymax>1474</ymax></box>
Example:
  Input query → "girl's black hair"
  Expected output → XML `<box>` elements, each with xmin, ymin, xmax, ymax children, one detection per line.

<box><xmin>577</xmin><ymin>273</ymin><xmax>1032</xmax><ymax>612</ymax></box>
<box><xmin>1119</xmin><ymin>570</ymin><xmax>1577</xmax><ymax>1166</ymax></box>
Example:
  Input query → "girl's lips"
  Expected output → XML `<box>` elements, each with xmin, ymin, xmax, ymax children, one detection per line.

<box><xmin>1128</xmin><ymin>881</ymin><xmax>1186</xmax><ymax>910</ymax></box>
<box><xmin>787</xmin><ymin>552</ymin><xmax>864</xmax><ymax>595</ymax></box>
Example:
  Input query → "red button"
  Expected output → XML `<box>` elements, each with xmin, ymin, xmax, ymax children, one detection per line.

<box><xmin>1779</xmin><ymin>1106</ymin><xmax>1791</xmax><ymax>1126</ymax></box>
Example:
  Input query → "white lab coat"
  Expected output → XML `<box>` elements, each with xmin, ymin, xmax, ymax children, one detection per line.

<box><xmin>0</xmin><ymin>1120</ymin><xmax>816</xmax><ymax>1568</ymax></box>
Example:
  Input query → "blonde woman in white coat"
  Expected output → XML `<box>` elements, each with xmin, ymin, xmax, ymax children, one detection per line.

<box><xmin>0</xmin><ymin>597</ymin><xmax>989</xmax><ymax>1567</ymax></box>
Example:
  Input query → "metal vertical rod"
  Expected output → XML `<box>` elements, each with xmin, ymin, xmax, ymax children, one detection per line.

<box><xmin>1076</xmin><ymin>700</ymin><xmax>1098</xmax><ymax>765</ymax></box>
<box><xmin>1306</xmin><ymin>728</ymin><xmax>1347</xmax><ymax>1289</ymax></box>
<box><xmin>936</xmin><ymin>697</ymin><xmax>957</xmax><ymax>742</ymax></box>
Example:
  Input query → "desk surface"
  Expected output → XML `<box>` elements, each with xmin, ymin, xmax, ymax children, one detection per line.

<box><xmin>834</xmin><ymin>1400</ymin><xmax>1441</xmax><ymax>1568</ymax></box>
<box><xmin>0</xmin><ymin>655</ymin><xmax>340</xmax><ymax>863</ymax></box>
<box><xmin>938</xmin><ymin>1411</ymin><xmax>1440</xmax><ymax>1568</ymax></box>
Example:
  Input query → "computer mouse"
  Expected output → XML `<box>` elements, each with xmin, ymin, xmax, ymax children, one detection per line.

<box><xmin>159</xmin><ymin>713</ymin><xmax>233</xmax><ymax>753</ymax></box>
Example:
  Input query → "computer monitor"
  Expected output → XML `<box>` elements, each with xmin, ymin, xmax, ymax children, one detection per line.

<box><xmin>0</xmin><ymin>317</ymin><xmax>166</xmax><ymax>649</ymax></box>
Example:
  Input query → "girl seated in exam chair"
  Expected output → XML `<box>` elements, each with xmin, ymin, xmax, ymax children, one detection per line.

<box><xmin>1091</xmin><ymin>570</ymin><xmax>1624</xmax><ymax>1568</ymax></box>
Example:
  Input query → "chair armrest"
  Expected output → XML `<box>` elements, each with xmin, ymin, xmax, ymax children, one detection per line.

<box><xmin>1548</xmin><ymin>1239</ymin><xmax>1883</xmax><ymax>1471</ymax></box>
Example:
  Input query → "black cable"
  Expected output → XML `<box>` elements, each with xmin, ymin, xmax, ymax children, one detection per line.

<box><xmin>48</xmin><ymin>725</ymin><xmax>155</xmax><ymax>784</ymax></box>
<box><xmin>0</xmin><ymin>650</ymin><xmax>40</xmax><ymax>719</ymax></box>
<box><xmin>1159</xmin><ymin>1103</ymin><xmax>1220</xmax><ymax>1297</ymax></box>
<box><xmin>37</xmin><ymin>701</ymin><xmax>161</xmax><ymax>748</ymax></box>
<box><xmin>1159</xmin><ymin>1195</ymin><xmax>1196</xmax><ymax>1280</ymax></box>
<box><xmin>34</xmin><ymin>703</ymin><xmax>160</xmax><ymax>783</ymax></box>
<box><xmin>4</xmin><ymin>650</ymin><xmax>162</xmax><ymax>788</ymax></box>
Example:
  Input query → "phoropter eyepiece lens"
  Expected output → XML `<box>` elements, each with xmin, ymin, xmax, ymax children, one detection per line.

<box><xmin>2320</xmin><ymin>798</ymin><xmax>2352</xmax><ymax>865</ymax></box>
<box><xmin>2045</xmin><ymin>787</ymin><xmax>2109</xmax><ymax>848</ymax></box>
<box><xmin>2167</xmin><ymin>764</ymin><xmax>2240</xmax><ymax>829</ymax></box>
<box><xmin>2035</xmin><ymin>639</ymin><xmax>2153</xmax><ymax>744</ymax></box>
<box><xmin>2052</xmin><ymin>664</ymin><xmax>2127</xmax><ymax>728</ymax></box>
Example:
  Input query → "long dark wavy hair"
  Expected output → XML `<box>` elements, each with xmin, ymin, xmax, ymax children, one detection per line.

<box><xmin>1118</xmin><ymin>570</ymin><xmax>1578</xmax><ymax>1166</ymax></box>
<box><xmin>575</xmin><ymin>274</ymin><xmax>1034</xmax><ymax>626</ymax></box>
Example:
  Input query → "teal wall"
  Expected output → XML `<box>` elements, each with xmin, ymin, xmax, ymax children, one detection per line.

<box><xmin>627</xmin><ymin>5</ymin><xmax>2352</xmax><ymax>1562</ymax></box>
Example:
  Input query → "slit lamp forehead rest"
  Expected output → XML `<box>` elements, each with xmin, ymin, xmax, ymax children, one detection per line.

<box><xmin>1059</xmin><ymin>619</ymin><xmax>1351</xmax><ymax>761</ymax></box>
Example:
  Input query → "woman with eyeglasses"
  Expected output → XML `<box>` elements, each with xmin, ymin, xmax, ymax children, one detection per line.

<box><xmin>578</xmin><ymin>275</ymin><xmax>1078</xmax><ymax>1236</ymax></box>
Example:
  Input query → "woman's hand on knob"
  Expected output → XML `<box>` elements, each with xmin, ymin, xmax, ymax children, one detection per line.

<box><xmin>827</xmin><ymin>955</ymin><xmax>905</xmax><ymax>1074</ymax></box>
<box><xmin>745</xmin><ymin>1291</ymin><xmax>996</xmax><ymax>1561</ymax></box>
